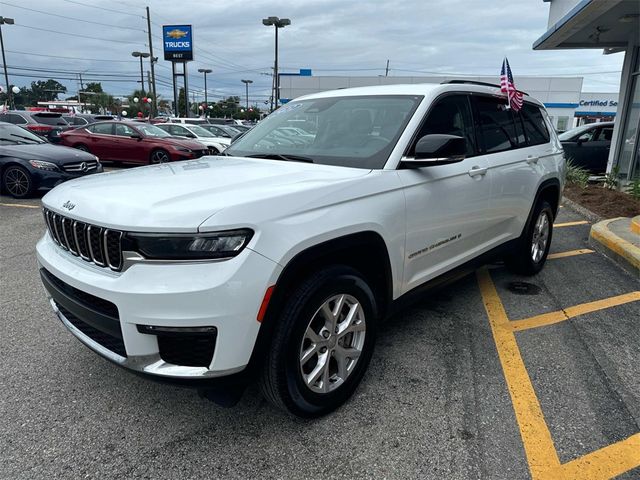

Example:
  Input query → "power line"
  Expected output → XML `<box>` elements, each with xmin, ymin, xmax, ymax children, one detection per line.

<box><xmin>13</xmin><ymin>24</ymin><xmax>143</xmax><ymax>45</ymax></box>
<box><xmin>6</xmin><ymin>49</ymin><xmax>139</xmax><ymax>64</ymax></box>
<box><xmin>60</xmin><ymin>0</ymin><xmax>145</xmax><ymax>18</ymax></box>
<box><xmin>0</xmin><ymin>1</ymin><xmax>145</xmax><ymax>32</ymax></box>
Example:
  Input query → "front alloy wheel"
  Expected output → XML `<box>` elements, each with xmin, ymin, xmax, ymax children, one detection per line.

<box><xmin>3</xmin><ymin>166</ymin><xmax>33</xmax><ymax>198</ymax></box>
<box><xmin>151</xmin><ymin>150</ymin><xmax>170</xmax><ymax>164</ymax></box>
<box><xmin>531</xmin><ymin>210</ymin><xmax>550</xmax><ymax>264</ymax></box>
<box><xmin>300</xmin><ymin>294</ymin><xmax>366</xmax><ymax>394</ymax></box>
<box><xmin>260</xmin><ymin>266</ymin><xmax>377</xmax><ymax>417</ymax></box>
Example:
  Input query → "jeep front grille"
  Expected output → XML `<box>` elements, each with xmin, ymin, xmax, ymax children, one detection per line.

<box><xmin>43</xmin><ymin>208</ymin><xmax>123</xmax><ymax>271</ymax></box>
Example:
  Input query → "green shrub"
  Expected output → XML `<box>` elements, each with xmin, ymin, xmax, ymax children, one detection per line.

<box><xmin>626</xmin><ymin>177</ymin><xmax>640</xmax><ymax>200</ymax></box>
<box><xmin>603</xmin><ymin>166</ymin><xmax>620</xmax><ymax>190</ymax></box>
<box><xmin>565</xmin><ymin>158</ymin><xmax>589</xmax><ymax>189</ymax></box>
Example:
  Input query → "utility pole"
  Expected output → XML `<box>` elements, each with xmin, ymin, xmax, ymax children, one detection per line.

<box><xmin>146</xmin><ymin>7</ymin><xmax>157</xmax><ymax>117</ymax></box>
<box><xmin>385</xmin><ymin>59</ymin><xmax>389</xmax><ymax>77</ymax></box>
<box><xmin>147</xmin><ymin>71</ymin><xmax>152</xmax><ymax>94</ymax></box>
<box><xmin>241</xmin><ymin>79</ymin><xmax>253</xmax><ymax>111</ymax></box>
<box><xmin>0</xmin><ymin>17</ymin><xmax>15</xmax><ymax>109</ymax></box>
<box><xmin>78</xmin><ymin>72</ymin><xmax>85</xmax><ymax>112</ymax></box>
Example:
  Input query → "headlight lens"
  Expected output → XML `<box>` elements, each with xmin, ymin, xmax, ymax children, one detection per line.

<box><xmin>29</xmin><ymin>160</ymin><xmax>59</xmax><ymax>171</ymax></box>
<box><xmin>124</xmin><ymin>229</ymin><xmax>253</xmax><ymax>260</ymax></box>
<box><xmin>172</xmin><ymin>146</ymin><xmax>192</xmax><ymax>153</ymax></box>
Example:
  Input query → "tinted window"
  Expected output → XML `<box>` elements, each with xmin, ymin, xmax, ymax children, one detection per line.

<box><xmin>475</xmin><ymin>96</ymin><xmax>517</xmax><ymax>153</ymax></box>
<box><xmin>89</xmin><ymin>123</ymin><xmax>114</xmax><ymax>135</ymax></box>
<box><xmin>595</xmin><ymin>127</ymin><xmax>613</xmax><ymax>142</ymax></box>
<box><xmin>1</xmin><ymin>113</ymin><xmax>27</xmax><ymax>125</ymax></box>
<box><xmin>31</xmin><ymin>114</ymin><xmax>68</xmax><ymax>126</ymax></box>
<box><xmin>412</xmin><ymin>95</ymin><xmax>475</xmax><ymax>156</ymax></box>
<box><xmin>521</xmin><ymin>104</ymin><xmax>550</xmax><ymax>146</ymax></box>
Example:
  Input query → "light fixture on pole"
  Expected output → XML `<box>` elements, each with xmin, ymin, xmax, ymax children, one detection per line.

<box><xmin>131</xmin><ymin>51</ymin><xmax>150</xmax><ymax>96</ymax></box>
<box><xmin>0</xmin><ymin>16</ymin><xmax>15</xmax><ymax>109</ymax></box>
<box><xmin>241</xmin><ymin>79</ymin><xmax>253</xmax><ymax>111</ymax></box>
<box><xmin>262</xmin><ymin>16</ymin><xmax>290</xmax><ymax>111</ymax></box>
<box><xmin>197</xmin><ymin>68</ymin><xmax>212</xmax><ymax>106</ymax></box>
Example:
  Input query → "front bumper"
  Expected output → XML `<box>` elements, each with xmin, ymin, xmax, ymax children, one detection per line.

<box><xmin>36</xmin><ymin>232</ymin><xmax>281</xmax><ymax>381</ymax></box>
<box><xmin>33</xmin><ymin>164</ymin><xmax>104</xmax><ymax>191</ymax></box>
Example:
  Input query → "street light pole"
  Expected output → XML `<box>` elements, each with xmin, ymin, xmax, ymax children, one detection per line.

<box><xmin>197</xmin><ymin>68</ymin><xmax>212</xmax><ymax>108</ymax></box>
<box><xmin>131</xmin><ymin>51</ymin><xmax>150</xmax><ymax>97</ymax></box>
<box><xmin>241</xmin><ymin>79</ymin><xmax>253</xmax><ymax>111</ymax></box>
<box><xmin>262</xmin><ymin>16</ymin><xmax>290</xmax><ymax>111</ymax></box>
<box><xmin>0</xmin><ymin>17</ymin><xmax>15</xmax><ymax>109</ymax></box>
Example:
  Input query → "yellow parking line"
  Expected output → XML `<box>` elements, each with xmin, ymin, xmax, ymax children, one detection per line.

<box><xmin>547</xmin><ymin>249</ymin><xmax>594</xmax><ymax>260</ymax></box>
<box><xmin>476</xmin><ymin>268</ymin><xmax>562</xmax><ymax>479</ymax></box>
<box><xmin>561</xmin><ymin>433</ymin><xmax>640</xmax><ymax>480</ymax></box>
<box><xmin>0</xmin><ymin>202</ymin><xmax>39</xmax><ymax>209</ymax></box>
<box><xmin>477</xmin><ymin>268</ymin><xmax>640</xmax><ymax>479</ymax></box>
<box><xmin>510</xmin><ymin>291</ymin><xmax>640</xmax><ymax>332</ymax></box>
<box><xmin>554</xmin><ymin>221</ymin><xmax>589</xmax><ymax>228</ymax></box>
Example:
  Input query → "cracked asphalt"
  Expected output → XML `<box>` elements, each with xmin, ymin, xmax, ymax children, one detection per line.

<box><xmin>1</xmin><ymin>192</ymin><xmax>639</xmax><ymax>479</ymax></box>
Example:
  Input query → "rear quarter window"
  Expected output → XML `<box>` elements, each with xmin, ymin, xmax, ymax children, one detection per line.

<box><xmin>521</xmin><ymin>104</ymin><xmax>550</xmax><ymax>146</ymax></box>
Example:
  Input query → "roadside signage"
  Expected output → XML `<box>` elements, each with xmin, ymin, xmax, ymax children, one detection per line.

<box><xmin>162</xmin><ymin>25</ymin><xmax>193</xmax><ymax>61</ymax></box>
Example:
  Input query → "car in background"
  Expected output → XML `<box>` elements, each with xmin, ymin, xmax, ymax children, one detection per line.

<box><xmin>0</xmin><ymin>110</ymin><xmax>72</xmax><ymax>143</ymax></box>
<box><xmin>156</xmin><ymin>123</ymin><xmax>230</xmax><ymax>155</ymax></box>
<box><xmin>0</xmin><ymin>122</ymin><xmax>101</xmax><ymax>198</ymax></box>
<box><xmin>62</xmin><ymin>113</ymin><xmax>116</xmax><ymax>127</ymax></box>
<box><xmin>197</xmin><ymin>123</ymin><xmax>240</xmax><ymax>139</ymax></box>
<box><xmin>60</xmin><ymin>121</ymin><xmax>208</xmax><ymax>164</ymax></box>
<box><xmin>559</xmin><ymin>121</ymin><xmax>614</xmax><ymax>174</ymax></box>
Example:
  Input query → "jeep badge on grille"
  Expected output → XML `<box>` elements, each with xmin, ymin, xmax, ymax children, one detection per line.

<box><xmin>62</xmin><ymin>201</ymin><xmax>75</xmax><ymax>211</ymax></box>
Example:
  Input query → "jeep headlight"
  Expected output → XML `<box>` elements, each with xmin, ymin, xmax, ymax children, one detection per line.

<box><xmin>124</xmin><ymin>229</ymin><xmax>253</xmax><ymax>260</ymax></box>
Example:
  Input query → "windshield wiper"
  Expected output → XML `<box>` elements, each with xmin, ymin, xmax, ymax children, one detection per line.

<box><xmin>244</xmin><ymin>153</ymin><xmax>314</xmax><ymax>163</ymax></box>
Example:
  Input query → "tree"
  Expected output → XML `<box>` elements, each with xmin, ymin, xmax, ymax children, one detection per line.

<box><xmin>30</xmin><ymin>80</ymin><xmax>67</xmax><ymax>101</ymax></box>
<box><xmin>83</xmin><ymin>82</ymin><xmax>103</xmax><ymax>94</ymax></box>
<box><xmin>127</xmin><ymin>89</ymin><xmax>155</xmax><ymax>117</ymax></box>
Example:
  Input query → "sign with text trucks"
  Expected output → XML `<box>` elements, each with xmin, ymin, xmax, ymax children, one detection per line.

<box><xmin>162</xmin><ymin>25</ymin><xmax>193</xmax><ymax>61</ymax></box>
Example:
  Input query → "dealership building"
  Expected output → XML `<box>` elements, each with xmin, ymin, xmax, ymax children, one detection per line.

<box><xmin>534</xmin><ymin>0</ymin><xmax>639</xmax><ymax>179</ymax></box>
<box><xmin>280</xmin><ymin>74</ymin><xmax>618</xmax><ymax>133</ymax></box>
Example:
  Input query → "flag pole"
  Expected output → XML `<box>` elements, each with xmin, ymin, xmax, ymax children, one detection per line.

<box><xmin>504</xmin><ymin>57</ymin><xmax>510</xmax><ymax>110</ymax></box>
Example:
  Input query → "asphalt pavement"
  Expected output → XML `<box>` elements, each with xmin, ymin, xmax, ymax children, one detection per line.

<box><xmin>1</xmin><ymin>193</ymin><xmax>639</xmax><ymax>480</ymax></box>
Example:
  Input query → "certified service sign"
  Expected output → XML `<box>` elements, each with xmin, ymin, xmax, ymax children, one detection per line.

<box><xmin>162</xmin><ymin>25</ymin><xmax>193</xmax><ymax>61</ymax></box>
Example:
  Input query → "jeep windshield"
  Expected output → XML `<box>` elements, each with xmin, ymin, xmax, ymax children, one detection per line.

<box><xmin>224</xmin><ymin>95</ymin><xmax>422</xmax><ymax>169</ymax></box>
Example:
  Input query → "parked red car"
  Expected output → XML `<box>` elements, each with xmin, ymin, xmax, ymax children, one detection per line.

<box><xmin>60</xmin><ymin>121</ymin><xmax>208</xmax><ymax>164</ymax></box>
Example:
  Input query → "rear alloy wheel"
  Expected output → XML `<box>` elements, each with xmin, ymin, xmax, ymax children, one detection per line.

<box><xmin>2</xmin><ymin>165</ymin><xmax>34</xmax><ymax>199</ymax></box>
<box><xmin>505</xmin><ymin>200</ymin><xmax>554</xmax><ymax>275</ymax></box>
<box><xmin>260</xmin><ymin>266</ymin><xmax>377</xmax><ymax>417</ymax></box>
<box><xmin>150</xmin><ymin>149</ymin><xmax>170</xmax><ymax>164</ymax></box>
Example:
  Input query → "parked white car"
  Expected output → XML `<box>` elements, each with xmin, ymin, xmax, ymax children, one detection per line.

<box><xmin>37</xmin><ymin>82</ymin><xmax>564</xmax><ymax>417</ymax></box>
<box><xmin>155</xmin><ymin>123</ymin><xmax>230</xmax><ymax>154</ymax></box>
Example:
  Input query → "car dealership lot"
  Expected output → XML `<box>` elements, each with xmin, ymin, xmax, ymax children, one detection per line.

<box><xmin>1</xmin><ymin>194</ymin><xmax>639</xmax><ymax>479</ymax></box>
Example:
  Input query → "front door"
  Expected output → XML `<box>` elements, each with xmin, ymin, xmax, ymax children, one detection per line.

<box><xmin>397</xmin><ymin>93</ymin><xmax>492</xmax><ymax>291</ymax></box>
<box><xmin>113</xmin><ymin>123</ymin><xmax>144</xmax><ymax>163</ymax></box>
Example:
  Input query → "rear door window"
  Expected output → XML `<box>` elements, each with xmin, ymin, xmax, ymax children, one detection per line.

<box><xmin>89</xmin><ymin>123</ymin><xmax>114</xmax><ymax>135</ymax></box>
<box><xmin>474</xmin><ymin>96</ymin><xmax>518</xmax><ymax>153</ymax></box>
<box><xmin>521</xmin><ymin>104</ymin><xmax>550</xmax><ymax>146</ymax></box>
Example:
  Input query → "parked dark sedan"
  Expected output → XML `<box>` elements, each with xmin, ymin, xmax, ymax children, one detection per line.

<box><xmin>0</xmin><ymin>122</ymin><xmax>102</xmax><ymax>198</ymax></box>
<box><xmin>0</xmin><ymin>110</ymin><xmax>72</xmax><ymax>143</ymax></box>
<box><xmin>559</xmin><ymin>121</ymin><xmax>614</xmax><ymax>174</ymax></box>
<box><xmin>60</xmin><ymin>121</ymin><xmax>208</xmax><ymax>164</ymax></box>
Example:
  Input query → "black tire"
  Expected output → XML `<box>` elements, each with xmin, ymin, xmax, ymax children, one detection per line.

<box><xmin>260</xmin><ymin>266</ymin><xmax>377</xmax><ymax>418</ymax></box>
<box><xmin>2</xmin><ymin>165</ymin><xmax>34</xmax><ymax>199</ymax></box>
<box><xmin>74</xmin><ymin>144</ymin><xmax>90</xmax><ymax>153</ymax></box>
<box><xmin>208</xmin><ymin>148</ymin><xmax>220</xmax><ymax>156</ymax></box>
<box><xmin>150</xmin><ymin>149</ymin><xmax>170</xmax><ymax>164</ymax></box>
<box><xmin>505</xmin><ymin>200</ymin><xmax>554</xmax><ymax>276</ymax></box>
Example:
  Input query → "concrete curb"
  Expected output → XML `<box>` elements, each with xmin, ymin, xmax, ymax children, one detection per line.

<box><xmin>561</xmin><ymin>195</ymin><xmax>603</xmax><ymax>224</ymax></box>
<box><xmin>632</xmin><ymin>215</ymin><xmax>640</xmax><ymax>235</ymax></box>
<box><xmin>589</xmin><ymin>218</ymin><xmax>640</xmax><ymax>279</ymax></box>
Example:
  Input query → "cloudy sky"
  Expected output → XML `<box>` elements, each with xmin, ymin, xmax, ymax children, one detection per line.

<box><xmin>0</xmin><ymin>0</ymin><xmax>624</xmax><ymax>106</ymax></box>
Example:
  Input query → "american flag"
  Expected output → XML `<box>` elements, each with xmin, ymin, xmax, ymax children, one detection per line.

<box><xmin>500</xmin><ymin>58</ymin><xmax>523</xmax><ymax>111</ymax></box>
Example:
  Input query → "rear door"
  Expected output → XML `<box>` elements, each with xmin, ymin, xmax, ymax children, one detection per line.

<box><xmin>475</xmin><ymin>98</ymin><xmax>553</xmax><ymax>244</ymax></box>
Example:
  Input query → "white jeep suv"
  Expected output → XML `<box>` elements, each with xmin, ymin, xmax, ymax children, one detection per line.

<box><xmin>37</xmin><ymin>82</ymin><xmax>564</xmax><ymax>417</ymax></box>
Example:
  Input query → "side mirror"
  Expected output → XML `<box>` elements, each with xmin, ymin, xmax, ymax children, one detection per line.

<box><xmin>186</xmin><ymin>133</ymin><xmax>196</xmax><ymax>138</ymax></box>
<box><xmin>402</xmin><ymin>134</ymin><xmax>466</xmax><ymax>168</ymax></box>
<box><xmin>129</xmin><ymin>133</ymin><xmax>142</xmax><ymax>140</ymax></box>
<box><xmin>576</xmin><ymin>133</ymin><xmax>590</xmax><ymax>145</ymax></box>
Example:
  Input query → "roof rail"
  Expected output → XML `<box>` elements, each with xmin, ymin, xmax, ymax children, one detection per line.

<box><xmin>441</xmin><ymin>79</ymin><xmax>528</xmax><ymax>96</ymax></box>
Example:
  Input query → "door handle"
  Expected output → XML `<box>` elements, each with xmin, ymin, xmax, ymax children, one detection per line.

<box><xmin>527</xmin><ymin>155</ymin><xmax>539</xmax><ymax>165</ymax></box>
<box><xmin>468</xmin><ymin>166</ymin><xmax>487</xmax><ymax>177</ymax></box>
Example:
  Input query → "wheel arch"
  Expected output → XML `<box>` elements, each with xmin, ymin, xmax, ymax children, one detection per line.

<box><xmin>246</xmin><ymin>231</ymin><xmax>393</xmax><ymax>376</ymax></box>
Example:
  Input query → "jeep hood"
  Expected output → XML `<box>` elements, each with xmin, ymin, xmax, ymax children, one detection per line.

<box><xmin>42</xmin><ymin>156</ymin><xmax>371</xmax><ymax>232</ymax></box>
